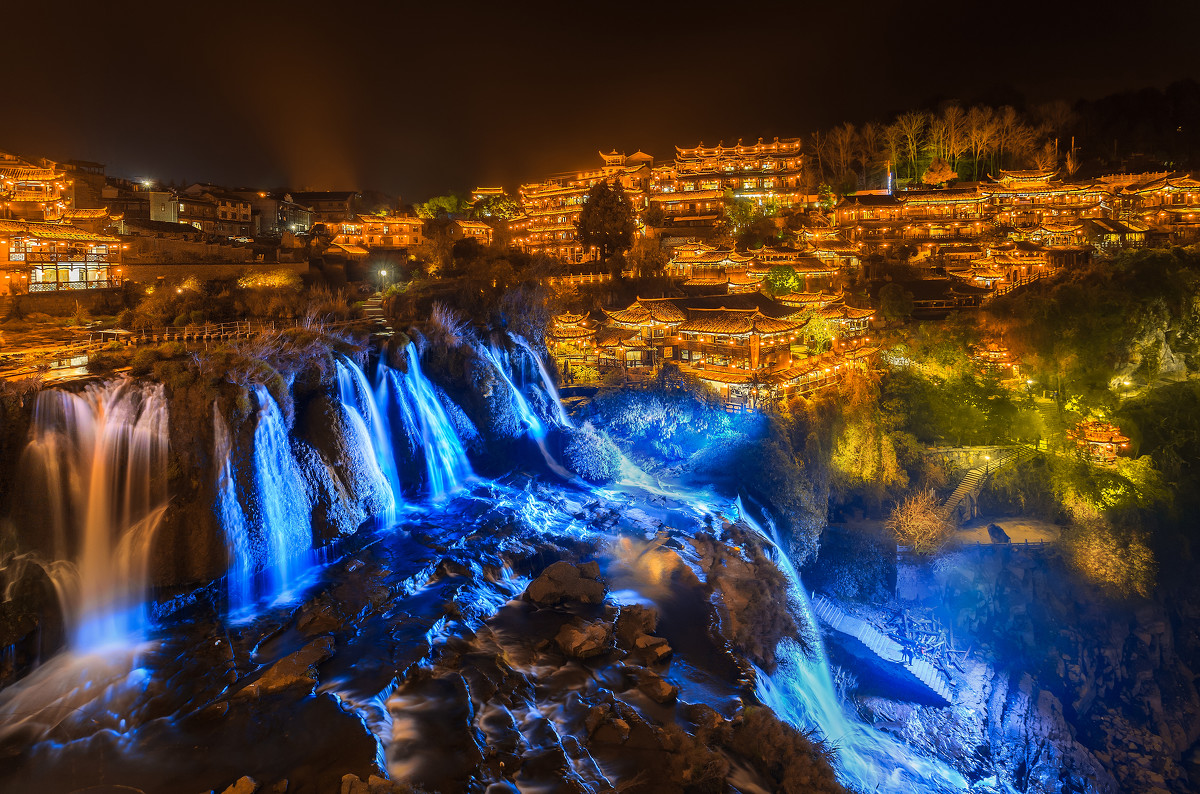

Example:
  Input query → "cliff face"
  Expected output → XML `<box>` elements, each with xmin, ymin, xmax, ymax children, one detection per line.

<box><xmin>897</xmin><ymin>548</ymin><xmax>1200</xmax><ymax>793</ymax></box>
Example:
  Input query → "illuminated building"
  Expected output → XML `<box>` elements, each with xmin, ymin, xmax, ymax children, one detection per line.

<box><xmin>328</xmin><ymin>214</ymin><xmax>424</xmax><ymax>256</ymax></box>
<box><xmin>292</xmin><ymin>191</ymin><xmax>359</xmax><ymax>224</ymax></box>
<box><xmin>451</xmin><ymin>219</ymin><xmax>493</xmax><ymax>247</ymax></box>
<box><xmin>0</xmin><ymin>151</ymin><xmax>70</xmax><ymax>220</ymax></box>
<box><xmin>234</xmin><ymin>191</ymin><xmax>314</xmax><ymax>237</ymax></box>
<box><xmin>978</xmin><ymin>170</ymin><xmax>1108</xmax><ymax>228</ymax></box>
<box><xmin>0</xmin><ymin>219</ymin><xmax>123</xmax><ymax>294</ymax></box>
<box><xmin>648</xmin><ymin>137</ymin><xmax>804</xmax><ymax>235</ymax></box>
<box><xmin>663</xmin><ymin>242</ymin><xmax>840</xmax><ymax>294</ymax></box>
<box><xmin>599</xmin><ymin>292</ymin><xmax>875</xmax><ymax>407</ymax></box>
<box><xmin>182</xmin><ymin>185</ymin><xmax>254</xmax><ymax>237</ymax></box>
<box><xmin>1069</xmin><ymin>419</ymin><xmax>1130</xmax><ymax>465</ymax></box>
<box><xmin>971</xmin><ymin>342</ymin><xmax>1018</xmax><ymax>375</ymax></box>
<box><xmin>1118</xmin><ymin>173</ymin><xmax>1200</xmax><ymax>243</ymax></box>
<box><xmin>519</xmin><ymin>150</ymin><xmax>652</xmax><ymax>262</ymax></box>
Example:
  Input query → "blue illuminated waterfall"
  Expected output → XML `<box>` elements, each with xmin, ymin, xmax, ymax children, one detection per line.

<box><xmin>213</xmin><ymin>404</ymin><xmax>253</xmax><ymax>612</ymax></box>
<box><xmin>336</xmin><ymin>355</ymin><xmax>401</xmax><ymax>521</ymax></box>
<box><xmin>394</xmin><ymin>344</ymin><xmax>472</xmax><ymax>500</ymax></box>
<box><xmin>734</xmin><ymin>498</ymin><xmax>967</xmax><ymax>793</ymax></box>
<box><xmin>480</xmin><ymin>341</ymin><xmax>574</xmax><ymax>480</ymax></box>
<box><xmin>249</xmin><ymin>385</ymin><xmax>311</xmax><ymax>601</ymax></box>
<box><xmin>511</xmin><ymin>334</ymin><xmax>571</xmax><ymax>427</ymax></box>
<box><xmin>21</xmin><ymin>381</ymin><xmax>169</xmax><ymax>651</ymax></box>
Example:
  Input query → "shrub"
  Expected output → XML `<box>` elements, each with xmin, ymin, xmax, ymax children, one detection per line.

<box><xmin>172</xmin><ymin>313</ymin><xmax>189</xmax><ymax>327</ymax></box>
<box><xmin>562</xmin><ymin>422</ymin><xmax>621</xmax><ymax>483</ymax></box>
<box><xmin>130</xmin><ymin>348</ymin><xmax>160</xmax><ymax>375</ymax></box>
<box><xmin>885</xmin><ymin>488</ymin><xmax>955</xmax><ymax>554</ymax></box>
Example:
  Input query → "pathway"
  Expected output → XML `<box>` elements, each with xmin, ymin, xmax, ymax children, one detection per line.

<box><xmin>811</xmin><ymin>594</ymin><xmax>953</xmax><ymax>706</ymax></box>
<box><xmin>941</xmin><ymin>445</ymin><xmax>1038</xmax><ymax>519</ymax></box>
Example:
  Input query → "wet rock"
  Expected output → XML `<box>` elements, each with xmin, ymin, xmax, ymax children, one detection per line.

<box><xmin>987</xmin><ymin>523</ymin><xmax>1011</xmax><ymax>543</ymax></box>
<box><xmin>339</xmin><ymin>773</ymin><xmax>418</xmax><ymax>794</ymax></box>
<box><xmin>614</xmin><ymin>604</ymin><xmax>659</xmax><ymax>649</ymax></box>
<box><xmin>221</xmin><ymin>777</ymin><xmax>259</xmax><ymax>794</ymax></box>
<box><xmin>556</xmin><ymin>619</ymin><xmax>613</xmax><ymax>659</ymax></box>
<box><xmin>635</xmin><ymin>669</ymin><xmax>678</xmax><ymax>704</ymax></box>
<box><xmin>237</xmin><ymin>636</ymin><xmax>335</xmax><ymax>699</ymax></box>
<box><xmin>634</xmin><ymin>633</ymin><xmax>672</xmax><ymax>664</ymax></box>
<box><xmin>525</xmin><ymin>561</ymin><xmax>606</xmax><ymax>606</ymax></box>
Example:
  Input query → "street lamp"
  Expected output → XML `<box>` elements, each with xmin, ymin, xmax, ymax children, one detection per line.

<box><xmin>984</xmin><ymin>454</ymin><xmax>991</xmax><ymax>475</ymax></box>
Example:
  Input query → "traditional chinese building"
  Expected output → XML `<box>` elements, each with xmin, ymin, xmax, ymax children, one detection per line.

<box><xmin>648</xmin><ymin>138</ymin><xmax>805</xmax><ymax>236</ymax></box>
<box><xmin>0</xmin><ymin>219</ymin><xmax>124</xmax><ymax>295</ymax></box>
<box><xmin>327</xmin><ymin>214</ymin><xmax>424</xmax><ymax>256</ymax></box>
<box><xmin>519</xmin><ymin>150</ymin><xmax>652</xmax><ymax>262</ymax></box>
<box><xmin>451</xmin><ymin>219</ymin><xmax>493</xmax><ymax>247</ymax></box>
<box><xmin>1069</xmin><ymin>419</ymin><xmax>1130</xmax><ymax>465</ymax></box>
<box><xmin>598</xmin><ymin>291</ymin><xmax>875</xmax><ymax>407</ymax></box>
<box><xmin>0</xmin><ymin>151</ymin><xmax>69</xmax><ymax>221</ymax></box>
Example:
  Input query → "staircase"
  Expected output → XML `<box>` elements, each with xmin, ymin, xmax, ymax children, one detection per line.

<box><xmin>812</xmin><ymin>595</ymin><xmax>953</xmax><ymax>706</ymax></box>
<box><xmin>941</xmin><ymin>445</ymin><xmax>1038</xmax><ymax>519</ymax></box>
<box><xmin>363</xmin><ymin>295</ymin><xmax>390</xmax><ymax>331</ymax></box>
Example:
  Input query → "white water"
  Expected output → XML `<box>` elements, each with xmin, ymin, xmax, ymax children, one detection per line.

<box><xmin>733</xmin><ymin>497</ymin><xmax>967</xmax><ymax>792</ymax></box>
<box><xmin>397</xmin><ymin>344</ymin><xmax>472</xmax><ymax>500</ymax></box>
<box><xmin>511</xmin><ymin>333</ymin><xmax>571</xmax><ymax>427</ymax></box>
<box><xmin>21</xmin><ymin>382</ymin><xmax>170</xmax><ymax>651</ymax></box>
<box><xmin>480</xmin><ymin>342</ymin><xmax>575</xmax><ymax>480</ymax></box>
<box><xmin>213</xmin><ymin>404</ymin><xmax>253</xmax><ymax>611</ymax></box>
<box><xmin>249</xmin><ymin>385</ymin><xmax>311</xmax><ymax>600</ymax></box>
<box><xmin>336</xmin><ymin>355</ymin><xmax>401</xmax><ymax>522</ymax></box>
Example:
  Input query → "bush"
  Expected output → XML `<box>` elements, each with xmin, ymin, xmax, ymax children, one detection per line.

<box><xmin>885</xmin><ymin>488</ymin><xmax>955</xmax><ymax>554</ymax></box>
<box><xmin>173</xmin><ymin>313</ymin><xmax>189</xmax><ymax>327</ymax></box>
<box><xmin>130</xmin><ymin>348</ymin><xmax>160</xmax><ymax>375</ymax></box>
<box><xmin>562</xmin><ymin>422</ymin><xmax>621</xmax><ymax>483</ymax></box>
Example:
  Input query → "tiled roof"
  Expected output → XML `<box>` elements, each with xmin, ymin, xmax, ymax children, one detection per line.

<box><xmin>677</xmin><ymin>308</ymin><xmax>803</xmax><ymax>335</ymax></box>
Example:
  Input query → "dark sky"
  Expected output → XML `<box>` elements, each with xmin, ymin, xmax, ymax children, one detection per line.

<box><xmin>6</xmin><ymin>0</ymin><xmax>1198</xmax><ymax>201</ymax></box>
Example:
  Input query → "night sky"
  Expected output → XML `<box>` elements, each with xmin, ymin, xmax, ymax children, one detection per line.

<box><xmin>6</xmin><ymin>0</ymin><xmax>1198</xmax><ymax>200</ymax></box>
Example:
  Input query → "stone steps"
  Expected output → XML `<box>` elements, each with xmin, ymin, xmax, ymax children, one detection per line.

<box><xmin>812</xmin><ymin>594</ymin><xmax>953</xmax><ymax>705</ymax></box>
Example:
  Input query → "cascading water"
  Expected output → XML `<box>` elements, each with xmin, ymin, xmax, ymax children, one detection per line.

<box><xmin>248</xmin><ymin>385</ymin><xmax>311</xmax><ymax>601</ymax></box>
<box><xmin>392</xmin><ymin>344</ymin><xmax>472</xmax><ymax>500</ymax></box>
<box><xmin>510</xmin><ymin>333</ymin><xmax>571</xmax><ymax>427</ymax></box>
<box><xmin>480</xmin><ymin>342</ymin><xmax>575</xmax><ymax>480</ymax></box>
<box><xmin>734</xmin><ymin>497</ymin><xmax>967</xmax><ymax>793</ymax></box>
<box><xmin>213</xmin><ymin>404</ymin><xmax>253</xmax><ymax>612</ymax></box>
<box><xmin>336</xmin><ymin>356</ymin><xmax>401</xmax><ymax>521</ymax></box>
<box><xmin>20</xmin><ymin>381</ymin><xmax>170</xmax><ymax>651</ymax></box>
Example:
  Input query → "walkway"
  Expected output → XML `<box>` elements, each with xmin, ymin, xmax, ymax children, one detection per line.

<box><xmin>941</xmin><ymin>445</ymin><xmax>1038</xmax><ymax>519</ymax></box>
<box><xmin>811</xmin><ymin>594</ymin><xmax>953</xmax><ymax>706</ymax></box>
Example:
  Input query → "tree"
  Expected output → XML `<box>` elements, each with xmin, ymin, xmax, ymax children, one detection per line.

<box><xmin>764</xmin><ymin>266</ymin><xmax>802</xmax><ymax>296</ymax></box>
<box><xmin>965</xmin><ymin>106</ymin><xmax>998</xmax><ymax>179</ymax></box>
<box><xmin>575</xmin><ymin>181</ymin><xmax>635</xmax><ymax>275</ymax></box>
<box><xmin>885</xmin><ymin>488</ymin><xmax>955</xmax><ymax>554</ymax></box>
<box><xmin>878</xmin><ymin>283</ymin><xmax>915</xmax><ymax>322</ymax></box>
<box><xmin>801</xmin><ymin>309</ymin><xmax>835</xmax><ymax>352</ymax></box>
<box><xmin>895</xmin><ymin>112</ymin><xmax>928</xmax><ymax>181</ymax></box>
<box><xmin>642</xmin><ymin>203</ymin><xmax>666</xmax><ymax>227</ymax></box>
<box><xmin>416</xmin><ymin>194</ymin><xmax>468</xmax><ymax>219</ymax></box>
<box><xmin>817</xmin><ymin>184</ymin><xmax>835</xmax><ymax>212</ymax></box>
<box><xmin>627</xmin><ymin>237</ymin><xmax>668</xmax><ymax>278</ymax></box>
<box><xmin>922</xmin><ymin>158</ymin><xmax>958</xmax><ymax>186</ymax></box>
<box><xmin>471</xmin><ymin>192</ymin><xmax>519</xmax><ymax>220</ymax></box>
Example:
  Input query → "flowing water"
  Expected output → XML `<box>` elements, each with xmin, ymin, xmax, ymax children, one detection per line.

<box><xmin>0</xmin><ymin>358</ymin><xmax>984</xmax><ymax>792</ymax></box>
<box><xmin>248</xmin><ymin>384</ymin><xmax>311</xmax><ymax>602</ymax></box>
<box><xmin>511</xmin><ymin>333</ymin><xmax>571</xmax><ymax>427</ymax></box>
<box><xmin>20</xmin><ymin>381</ymin><xmax>170</xmax><ymax>651</ymax></box>
<box><xmin>395</xmin><ymin>344</ymin><xmax>472</xmax><ymax>500</ymax></box>
<box><xmin>213</xmin><ymin>404</ymin><xmax>253</xmax><ymax>612</ymax></box>
<box><xmin>480</xmin><ymin>341</ymin><xmax>576</xmax><ymax>480</ymax></box>
<box><xmin>336</xmin><ymin>355</ymin><xmax>401</xmax><ymax>521</ymax></box>
<box><xmin>734</xmin><ymin>497</ymin><xmax>968</xmax><ymax>792</ymax></box>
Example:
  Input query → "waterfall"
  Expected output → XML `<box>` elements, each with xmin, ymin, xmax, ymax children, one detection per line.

<box><xmin>510</xmin><ymin>333</ymin><xmax>571</xmax><ymax>427</ymax></box>
<box><xmin>394</xmin><ymin>344</ymin><xmax>472</xmax><ymax>501</ymax></box>
<box><xmin>480</xmin><ymin>342</ymin><xmax>574</xmax><ymax>480</ymax></box>
<box><xmin>21</xmin><ymin>381</ymin><xmax>169</xmax><ymax>651</ymax></box>
<box><xmin>734</xmin><ymin>497</ymin><xmax>967</xmax><ymax>793</ymax></box>
<box><xmin>213</xmin><ymin>404</ymin><xmax>252</xmax><ymax>612</ymax></box>
<box><xmin>335</xmin><ymin>355</ymin><xmax>401</xmax><ymax>522</ymax></box>
<box><xmin>249</xmin><ymin>385</ymin><xmax>311</xmax><ymax>601</ymax></box>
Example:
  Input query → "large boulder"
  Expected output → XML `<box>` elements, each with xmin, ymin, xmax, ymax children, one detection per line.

<box><xmin>525</xmin><ymin>561</ymin><xmax>606</xmax><ymax>606</ymax></box>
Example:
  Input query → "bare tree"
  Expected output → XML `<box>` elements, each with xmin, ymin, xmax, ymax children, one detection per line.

<box><xmin>1033</xmin><ymin>140</ymin><xmax>1058</xmax><ymax>171</ymax></box>
<box><xmin>857</xmin><ymin>122</ymin><xmax>883</xmax><ymax>188</ymax></box>
<box><xmin>895</xmin><ymin>112</ymin><xmax>928</xmax><ymax>182</ymax></box>
<box><xmin>882</xmin><ymin>122</ymin><xmax>904</xmax><ymax>181</ymax></box>
<box><xmin>942</xmin><ymin>105</ymin><xmax>967</xmax><ymax>171</ymax></box>
<box><xmin>965</xmin><ymin>106</ymin><xmax>999</xmax><ymax>180</ymax></box>
<box><xmin>886</xmin><ymin>489</ymin><xmax>955</xmax><ymax>554</ymax></box>
<box><xmin>808</xmin><ymin>130</ymin><xmax>828</xmax><ymax>183</ymax></box>
<box><xmin>829</xmin><ymin>123</ymin><xmax>859</xmax><ymax>186</ymax></box>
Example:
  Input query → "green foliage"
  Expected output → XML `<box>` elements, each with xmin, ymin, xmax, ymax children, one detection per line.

<box><xmin>880</xmin><ymin>369</ymin><xmax>1019</xmax><ymax>446</ymax></box>
<box><xmin>415</xmin><ymin>194</ymin><xmax>468</xmax><ymax>219</ymax></box>
<box><xmin>470</xmin><ymin>192</ymin><xmax>519</xmax><ymax>220</ymax></box>
<box><xmin>575</xmin><ymin>181</ymin><xmax>636</xmax><ymax>271</ymax></box>
<box><xmin>817</xmin><ymin>184</ymin><xmax>835</xmax><ymax>211</ymax></box>
<box><xmin>763</xmin><ymin>266</ymin><xmax>802</xmax><ymax>296</ymax></box>
<box><xmin>626</xmin><ymin>238</ymin><xmax>668</xmax><ymax>278</ymax></box>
